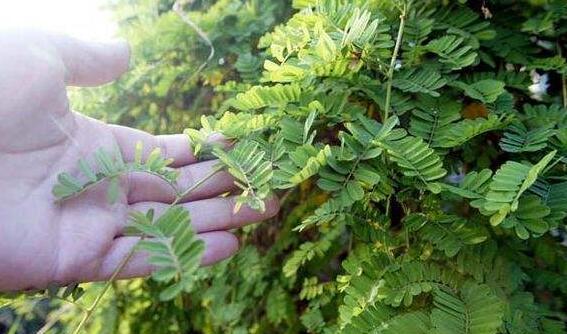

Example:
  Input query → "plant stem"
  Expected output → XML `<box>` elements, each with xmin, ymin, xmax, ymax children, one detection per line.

<box><xmin>383</xmin><ymin>5</ymin><xmax>408</xmax><ymax>122</ymax></box>
<box><xmin>561</xmin><ymin>67</ymin><xmax>567</xmax><ymax>109</ymax></box>
<box><xmin>558</xmin><ymin>43</ymin><xmax>567</xmax><ymax>109</ymax></box>
<box><xmin>562</xmin><ymin>75</ymin><xmax>567</xmax><ymax>109</ymax></box>
<box><xmin>72</xmin><ymin>246</ymin><xmax>137</xmax><ymax>334</ymax></box>
<box><xmin>173</xmin><ymin>0</ymin><xmax>215</xmax><ymax>77</ymax></box>
<box><xmin>72</xmin><ymin>166</ymin><xmax>224</xmax><ymax>333</ymax></box>
<box><xmin>53</xmin><ymin>296</ymin><xmax>88</xmax><ymax>312</ymax></box>
<box><xmin>56</xmin><ymin>170</ymin><xmax>178</xmax><ymax>204</ymax></box>
<box><xmin>38</xmin><ymin>303</ymin><xmax>75</xmax><ymax>334</ymax></box>
<box><xmin>173</xmin><ymin>166</ymin><xmax>223</xmax><ymax>205</ymax></box>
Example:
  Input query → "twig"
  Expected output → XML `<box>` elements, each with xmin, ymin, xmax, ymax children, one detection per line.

<box><xmin>173</xmin><ymin>0</ymin><xmax>215</xmax><ymax>78</ymax></box>
<box><xmin>383</xmin><ymin>4</ymin><xmax>408</xmax><ymax>121</ymax></box>
<box><xmin>56</xmin><ymin>169</ymin><xmax>178</xmax><ymax>204</ymax></box>
<box><xmin>558</xmin><ymin>42</ymin><xmax>567</xmax><ymax>108</ymax></box>
<box><xmin>37</xmin><ymin>304</ymin><xmax>75</xmax><ymax>334</ymax></box>
<box><xmin>279</xmin><ymin>189</ymin><xmax>294</xmax><ymax>206</ymax></box>
<box><xmin>7</xmin><ymin>314</ymin><xmax>22</xmax><ymax>334</ymax></box>
<box><xmin>72</xmin><ymin>244</ymin><xmax>138</xmax><ymax>334</ymax></box>
<box><xmin>52</xmin><ymin>295</ymin><xmax>88</xmax><ymax>312</ymax></box>
<box><xmin>173</xmin><ymin>166</ymin><xmax>223</xmax><ymax>205</ymax></box>
<box><xmin>562</xmin><ymin>74</ymin><xmax>567</xmax><ymax>109</ymax></box>
<box><xmin>0</xmin><ymin>300</ymin><xmax>15</xmax><ymax>310</ymax></box>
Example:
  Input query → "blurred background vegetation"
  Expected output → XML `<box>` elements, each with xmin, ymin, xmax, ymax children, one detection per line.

<box><xmin>72</xmin><ymin>0</ymin><xmax>291</xmax><ymax>134</ymax></box>
<box><xmin>2</xmin><ymin>0</ymin><xmax>291</xmax><ymax>333</ymax></box>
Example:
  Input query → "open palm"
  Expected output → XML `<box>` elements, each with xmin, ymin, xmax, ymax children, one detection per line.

<box><xmin>0</xmin><ymin>31</ymin><xmax>278</xmax><ymax>292</ymax></box>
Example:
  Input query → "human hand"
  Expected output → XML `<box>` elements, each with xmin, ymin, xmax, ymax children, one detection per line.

<box><xmin>0</xmin><ymin>30</ymin><xmax>279</xmax><ymax>292</ymax></box>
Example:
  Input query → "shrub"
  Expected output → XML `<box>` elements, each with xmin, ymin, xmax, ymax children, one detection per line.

<box><xmin>3</xmin><ymin>0</ymin><xmax>567</xmax><ymax>333</ymax></box>
<box><xmin>181</xmin><ymin>1</ymin><xmax>567</xmax><ymax>332</ymax></box>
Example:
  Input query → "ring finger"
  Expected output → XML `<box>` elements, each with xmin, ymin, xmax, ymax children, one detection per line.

<box><xmin>127</xmin><ymin>159</ymin><xmax>237</xmax><ymax>204</ymax></box>
<box><xmin>127</xmin><ymin>195</ymin><xmax>280</xmax><ymax>234</ymax></box>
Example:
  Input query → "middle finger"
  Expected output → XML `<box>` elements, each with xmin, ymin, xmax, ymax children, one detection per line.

<box><xmin>127</xmin><ymin>159</ymin><xmax>236</xmax><ymax>204</ymax></box>
<box><xmin>127</xmin><ymin>195</ymin><xmax>280</xmax><ymax>234</ymax></box>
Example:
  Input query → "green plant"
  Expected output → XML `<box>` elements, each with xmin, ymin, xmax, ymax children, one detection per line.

<box><xmin>180</xmin><ymin>0</ymin><xmax>567</xmax><ymax>332</ymax></box>
<box><xmin>3</xmin><ymin>0</ymin><xmax>567</xmax><ymax>333</ymax></box>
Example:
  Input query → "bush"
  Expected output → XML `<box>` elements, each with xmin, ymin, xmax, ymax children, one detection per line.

<box><xmin>3</xmin><ymin>0</ymin><xmax>567</xmax><ymax>333</ymax></box>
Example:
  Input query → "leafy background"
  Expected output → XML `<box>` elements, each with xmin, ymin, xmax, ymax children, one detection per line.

<box><xmin>2</xmin><ymin>0</ymin><xmax>567</xmax><ymax>333</ymax></box>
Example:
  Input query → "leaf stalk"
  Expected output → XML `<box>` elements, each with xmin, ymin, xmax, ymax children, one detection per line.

<box><xmin>384</xmin><ymin>5</ymin><xmax>408</xmax><ymax>121</ymax></box>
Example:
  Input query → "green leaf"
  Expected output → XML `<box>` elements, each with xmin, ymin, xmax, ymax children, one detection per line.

<box><xmin>483</xmin><ymin>151</ymin><xmax>556</xmax><ymax>225</ymax></box>
<box><xmin>227</xmin><ymin>84</ymin><xmax>301</xmax><ymax>111</ymax></box>
<box><xmin>392</xmin><ymin>68</ymin><xmax>447</xmax><ymax>97</ymax></box>
<box><xmin>431</xmin><ymin>282</ymin><xmax>504</xmax><ymax>334</ymax></box>
<box><xmin>128</xmin><ymin>206</ymin><xmax>204</xmax><ymax>301</ymax></box>
<box><xmin>441</xmin><ymin>169</ymin><xmax>493</xmax><ymax>199</ymax></box>
<box><xmin>379</xmin><ymin>136</ymin><xmax>447</xmax><ymax>184</ymax></box>
<box><xmin>451</xmin><ymin>79</ymin><xmax>506</xmax><ymax>103</ymax></box>
<box><xmin>426</xmin><ymin>35</ymin><xmax>478</xmax><ymax>70</ymax></box>
<box><xmin>437</xmin><ymin>115</ymin><xmax>507</xmax><ymax>148</ymax></box>
<box><xmin>315</xmin><ymin>28</ymin><xmax>337</xmax><ymax>62</ymax></box>
<box><xmin>500</xmin><ymin>123</ymin><xmax>554</xmax><ymax>153</ymax></box>
<box><xmin>107</xmin><ymin>177</ymin><xmax>120</xmax><ymax>204</ymax></box>
<box><xmin>52</xmin><ymin>173</ymin><xmax>83</xmax><ymax>199</ymax></box>
<box><xmin>346</xmin><ymin>181</ymin><xmax>364</xmax><ymax>201</ymax></box>
<box><xmin>214</xmin><ymin>141</ymin><xmax>273</xmax><ymax>212</ymax></box>
<box><xmin>53</xmin><ymin>143</ymin><xmax>177</xmax><ymax>203</ymax></box>
<box><xmin>78</xmin><ymin>159</ymin><xmax>97</xmax><ymax>183</ymax></box>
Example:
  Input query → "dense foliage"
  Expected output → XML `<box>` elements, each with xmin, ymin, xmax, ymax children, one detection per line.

<box><xmin>2</xmin><ymin>0</ymin><xmax>567</xmax><ymax>333</ymax></box>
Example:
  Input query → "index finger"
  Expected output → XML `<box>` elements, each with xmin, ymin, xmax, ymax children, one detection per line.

<box><xmin>110</xmin><ymin>124</ymin><xmax>226</xmax><ymax>167</ymax></box>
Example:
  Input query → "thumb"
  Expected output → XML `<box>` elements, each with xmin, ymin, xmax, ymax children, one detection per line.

<box><xmin>50</xmin><ymin>33</ymin><xmax>131</xmax><ymax>87</ymax></box>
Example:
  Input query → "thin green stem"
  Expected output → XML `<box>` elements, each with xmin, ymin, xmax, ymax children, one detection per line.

<box><xmin>562</xmin><ymin>75</ymin><xmax>567</xmax><ymax>109</ymax></box>
<box><xmin>72</xmin><ymin>166</ymin><xmax>224</xmax><ymax>333</ymax></box>
<box><xmin>7</xmin><ymin>314</ymin><xmax>22</xmax><ymax>334</ymax></box>
<box><xmin>173</xmin><ymin>166</ymin><xmax>223</xmax><ymax>205</ymax></box>
<box><xmin>72</xmin><ymin>245</ymin><xmax>138</xmax><ymax>334</ymax></box>
<box><xmin>556</xmin><ymin>41</ymin><xmax>567</xmax><ymax>108</ymax></box>
<box><xmin>173</xmin><ymin>0</ymin><xmax>215</xmax><ymax>77</ymax></box>
<box><xmin>279</xmin><ymin>188</ymin><xmax>294</xmax><ymax>206</ymax></box>
<box><xmin>543</xmin><ymin>155</ymin><xmax>564</xmax><ymax>175</ymax></box>
<box><xmin>383</xmin><ymin>5</ymin><xmax>408</xmax><ymax>122</ymax></box>
<box><xmin>0</xmin><ymin>300</ymin><xmax>15</xmax><ymax>310</ymax></box>
<box><xmin>558</xmin><ymin>44</ymin><xmax>567</xmax><ymax>109</ymax></box>
<box><xmin>561</xmin><ymin>68</ymin><xmax>567</xmax><ymax>109</ymax></box>
<box><xmin>385</xmin><ymin>194</ymin><xmax>392</xmax><ymax>217</ymax></box>
<box><xmin>56</xmin><ymin>169</ymin><xmax>178</xmax><ymax>204</ymax></box>
<box><xmin>53</xmin><ymin>295</ymin><xmax>88</xmax><ymax>312</ymax></box>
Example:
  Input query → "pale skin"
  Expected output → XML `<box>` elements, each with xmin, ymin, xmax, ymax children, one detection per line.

<box><xmin>0</xmin><ymin>30</ymin><xmax>279</xmax><ymax>292</ymax></box>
